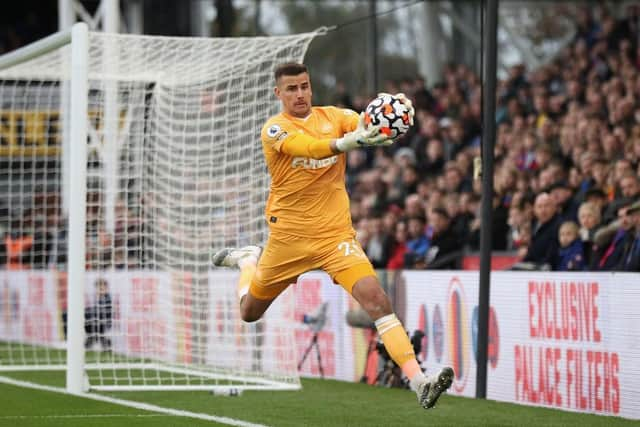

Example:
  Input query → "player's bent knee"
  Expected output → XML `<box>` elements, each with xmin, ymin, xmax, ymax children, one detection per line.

<box><xmin>240</xmin><ymin>302</ymin><xmax>264</xmax><ymax>322</ymax></box>
<box><xmin>351</xmin><ymin>277</ymin><xmax>393</xmax><ymax>320</ymax></box>
<box><xmin>240</xmin><ymin>309</ymin><xmax>262</xmax><ymax>323</ymax></box>
<box><xmin>362</xmin><ymin>293</ymin><xmax>392</xmax><ymax>319</ymax></box>
<box><xmin>239</xmin><ymin>293</ymin><xmax>274</xmax><ymax>323</ymax></box>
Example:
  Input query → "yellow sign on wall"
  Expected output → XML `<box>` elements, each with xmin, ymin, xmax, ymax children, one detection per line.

<box><xmin>0</xmin><ymin>109</ymin><xmax>127</xmax><ymax>157</ymax></box>
<box><xmin>0</xmin><ymin>110</ymin><xmax>61</xmax><ymax>156</ymax></box>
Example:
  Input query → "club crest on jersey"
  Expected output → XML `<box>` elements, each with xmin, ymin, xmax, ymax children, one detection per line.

<box><xmin>267</xmin><ymin>124</ymin><xmax>282</xmax><ymax>138</ymax></box>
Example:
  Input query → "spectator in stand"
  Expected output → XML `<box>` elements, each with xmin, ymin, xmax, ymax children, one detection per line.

<box><xmin>577</xmin><ymin>201</ymin><xmax>603</xmax><ymax>265</ymax></box>
<box><xmin>592</xmin><ymin>202</ymin><xmax>635</xmax><ymax>270</ymax></box>
<box><xmin>417</xmin><ymin>138</ymin><xmax>445</xmax><ymax>177</ymax></box>
<box><xmin>455</xmin><ymin>150</ymin><xmax>475</xmax><ymax>178</ymax></box>
<box><xmin>591</xmin><ymin>159</ymin><xmax>612</xmax><ymax>197</ymax></box>
<box><xmin>411</xmin><ymin>76</ymin><xmax>436</xmax><ymax>112</ymax></box>
<box><xmin>534</xmin><ymin>144</ymin><xmax>554</xmax><ymax>174</ymax></box>
<box><xmin>84</xmin><ymin>278</ymin><xmax>113</xmax><ymax>351</ymax></box>
<box><xmin>444</xmin><ymin>193</ymin><xmax>468</xmax><ymax>240</ymax></box>
<box><xmin>612</xmin><ymin>159</ymin><xmax>634</xmax><ymax>193</ymax></box>
<box><xmin>467</xmin><ymin>191</ymin><xmax>509</xmax><ymax>251</ymax></box>
<box><xmin>507</xmin><ymin>199</ymin><xmax>530</xmax><ymax>251</ymax></box>
<box><xmin>4</xmin><ymin>231</ymin><xmax>33</xmax><ymax>270</ymax></box>
<box><xmin>381</xmin><ymin>206</ymin><xmax>402</xmax><ymax>236</ymax></box>
<box><xmin>556</xmin><ymin>221</ymin><xmax>586</xmax><ymax>271</ymax></box>
<box><xmin>516</xmin><ymin>223</ymin><xmax>532</xmax><ymax>261</ymax></box>
<box><xmin>400</xmin><ymin>165</ymin><xmax>420</xmax><ymax>197</ymax></box>
<box><xmin>620</xmin><ymin>201</ymin><xmax>640</xmax><ymax>271</ymax></box>
<box><xmin>584</xmin><ymin>187</ymin><xmax>608</xmax><ymax>218</ymax></box>
<box><xmin>602</xmin><ymin>132</ymin><xmax>622</xmax><ymax>162</ymax></box>
<box><xmin>46</xmin><ymin>206</ymin><xmax>67</xmax><ymax>269</ymax></box>
<box><xmin>629</xmin><ymin>135</ymin><xmax>640</xmax><ymax>167</ymax></box>
<box><xmin>364</xmin><ymin>215</ymin><xmax>393</xmax><ymax>269</ymax></box>
<box><xmin>427</xmin><ymin>187</ymin><xmax>445</xmax><ymax>212</ymax></box>
<box><xmin>346</xmin><ymin>150</ymin><xmax>369</xmax><ymax>194</ymax></box>
<box><xmin>404</xmin><ymin>216</ymin><xmax>429</xmax><ymax>269</ymax></box>
<box><xmin>387</xmin><ymin>220</ymin><xmax>408</xmax><ymax>270</ymax></box>
<box><xmin>425</xmin><ymin>207</ymin><xmax>461</xmax><ymax>269</ymax></box>
<box><xmin>331</xmin><ymin>81</ymin><xmax>354</xmax><ymax>109</ymax></box>
<box><xmin>442</xmin><ymin>119</ymin><xmax>468</xmax><ymax>162</ymax></box>
<box><xmin>394</xmin><ymin>147</ymin><xmax>417</xmax><ymax>170</ymax></box>
<box><xmin>403</xmin><ymin>194</ymin><xmax>425</xmax><ymax>219</ymax></box>
<box><xmin>443</xmin><ymin>162</ymin><xmax>471</xmax><ymax>194</ymax></box>
<box><xmin>574</xmin><ymin>152</ymin><xmax>597</xmax><ymax>198</ymax></box>
<box><xmin>549</xmin><ymin>181</ymin><xmax>579</xmax><ymax>222</ymax></box>
<box><xmin>523</xmin><ymin>192</ymin><xmax>561</xmax><ymax>269</ymax></box>
<box><xmin>413</xmin><ymin>112</ymin><xmax>443</xmax><ymax>150</ymax></box>
<box><xmin>491</xmin><ymin>192</ymin><xmax>511</xmax><ymax>251</ymax></box>
<box><xmin>605</xmin><ymin>173</ymin><xmax>640</xmax><ymax>222</ymax></box>
<box><xmin>4</xmin><ymin>211</ymin><xmax>50</xmax><ymax>270</ymax></box>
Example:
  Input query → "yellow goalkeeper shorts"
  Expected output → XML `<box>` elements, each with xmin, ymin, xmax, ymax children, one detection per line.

<box><xmin>249</xmin><ymin>230</ymin><xmax>376</xmax><ymax>300</ymax></box>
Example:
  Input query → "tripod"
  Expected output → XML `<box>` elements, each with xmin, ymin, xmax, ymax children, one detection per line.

<box><xmin>359</xmin><ymin>329</ymin><xmax>378</xmax><ymax>383</ymax></box>
<box><xmin>298</xmin><ymin>331</ymin><xmax>324</xmax><ymax>378</ymax></box>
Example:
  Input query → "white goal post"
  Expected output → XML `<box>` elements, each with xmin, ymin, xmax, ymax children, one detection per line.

<box><xmin>0</xmin><ymin>22</ymin><xmax>322</xmax><ymax>393</ymax></box>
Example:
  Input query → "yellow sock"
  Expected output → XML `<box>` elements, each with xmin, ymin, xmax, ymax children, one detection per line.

<box><xmin>375</xmin><ymin>314</ymin><xmax>426</xmax><ymax>386</ymax></box>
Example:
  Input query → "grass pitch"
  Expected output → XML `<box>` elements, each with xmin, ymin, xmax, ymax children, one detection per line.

<box><xmin>0</xmin><ymin>371</ymin><xmax>636</xmax><ymax>427</ymax></box>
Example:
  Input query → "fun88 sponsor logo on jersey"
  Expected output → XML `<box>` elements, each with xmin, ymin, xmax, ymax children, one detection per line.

<box><xmin>291</xmin><ymin>156</ymin><xmax>338</xmax><ymax>170</ymax></box>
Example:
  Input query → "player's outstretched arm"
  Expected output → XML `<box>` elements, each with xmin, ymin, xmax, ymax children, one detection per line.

<box><xmin>275</xmin><ymin>112</ymin><xmax>392</xmax><ymax>158</ymax></box>
<box><xmin>333</xmin><ymin>112</ymin><xmax>392</xmax><ymax>152</ymax></box>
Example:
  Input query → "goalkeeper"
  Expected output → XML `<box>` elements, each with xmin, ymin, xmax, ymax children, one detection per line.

<box><xmin>213</xmin><ymin>62</ymin><xmax>453</xmax><ymax>409</ymax></box>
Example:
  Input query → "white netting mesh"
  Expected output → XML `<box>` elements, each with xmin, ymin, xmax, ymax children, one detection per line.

<box><xmin>0</xmin><ymin>29</ymin><xmax>321</xmax><ymax>390</ymax></box>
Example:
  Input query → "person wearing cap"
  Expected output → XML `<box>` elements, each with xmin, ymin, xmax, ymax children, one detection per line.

<box><xmin>548</xmin><ymin>180</ymin><xmax>579</xmax><ymax>222</ymax></box>
<box><xmin>603</xmin><ymin>173</ymin><xmax>640</xmax><ymax>223</ymax></box>
<box><xmin>592</xmin><ymin>202</ymin><xmax>636</xmax><ymax>270</ymax></box>
<box><xmin>621</xmin><ymin>201</ymin><xmax>640</xmax><ymax>271</ymax></box>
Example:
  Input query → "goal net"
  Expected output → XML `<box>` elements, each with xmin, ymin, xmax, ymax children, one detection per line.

<box><xmin>0</xmin><ymin>24</ymin><xmax>321</xmax><ymax>391</ymax></box>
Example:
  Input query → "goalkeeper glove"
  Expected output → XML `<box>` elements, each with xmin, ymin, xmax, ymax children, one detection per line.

<box><xmin>335</xmin><ymin>112</ymin><xmax>392</xmax><ymax>152</ymax></box>
<box><xmin>377</xmin><ymin>92</ymin><xmax>415</xmax><ymax>126</ymax></box>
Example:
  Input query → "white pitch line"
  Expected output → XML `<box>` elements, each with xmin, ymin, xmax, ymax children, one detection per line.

<box><xmin>0</xmin><ymin>376</ymin><xmax>270</xmax><ymax>427</ymax></box>
<box><xmin>0</xmin><ymin>414</ymin><xmax>165</xmax><ymax>419</ymax></box>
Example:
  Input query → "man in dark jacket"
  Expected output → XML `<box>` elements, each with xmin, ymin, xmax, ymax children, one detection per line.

<box><xmin>621</xmin><ymin>201</ymin><xmax>640</xmax><ymax>271</ymax></box>
<box><xmin>425</xmin><ymin>207</ymin><xmax>461</xmax><ymax>269</ymax></box>
<box><xmin>592</xmin><ymin>202</ymin><xmax>635</xmax><ymax>270</ymax></box>
<box><xmin>549</xmin><ymin>181</ymin><xmax>579</xmax><ymax>223</ymax></box>
<box><xmin>524</xmin><ymin>192</ymin><xmax>561</xmax><ymax>269</ymax></box>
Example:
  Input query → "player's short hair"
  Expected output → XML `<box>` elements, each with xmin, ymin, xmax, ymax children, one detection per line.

<box><xmin>274</xmin><ymin>63</ymin><xmax>308</xmax><ymax>82</ymax></box>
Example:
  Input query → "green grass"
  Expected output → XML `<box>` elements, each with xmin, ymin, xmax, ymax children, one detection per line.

<box><xmin>0</xmin><ymin>371</ymin><xmax>637</xmax><ymax>427</ymax></box>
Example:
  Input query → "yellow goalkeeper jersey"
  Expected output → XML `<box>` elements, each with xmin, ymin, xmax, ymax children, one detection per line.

<box><xmin>260</xmin><ymin>106</ymin><xmax>359</xmax><ymax>238</ymax></box>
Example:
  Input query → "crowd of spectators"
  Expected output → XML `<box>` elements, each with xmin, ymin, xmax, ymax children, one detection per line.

<box><xmin>2</xmin><ymin>4</ymin><xmax>640</xmax><ymax>273</ymax></box>
<box><xmin>338</xmin><ymin>4</ymin><xmax>640</xmax><ymax>272</ymax></box>
<box><xmin>1</xmin><ymin>189</ymin><xmax>143</xmax><ymax>271</ymax></box>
